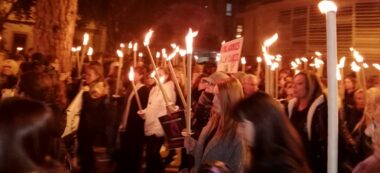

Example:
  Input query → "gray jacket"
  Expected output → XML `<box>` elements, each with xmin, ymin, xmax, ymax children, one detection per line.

<box><xmin>193</xmin><ymin>118</ymin><xmax>245</xmax><ymax>172</ymax></box>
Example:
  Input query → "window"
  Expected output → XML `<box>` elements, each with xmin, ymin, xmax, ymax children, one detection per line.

<box><xmin>236</xmin><ymin>25</ymin><xmax>243</xmax><ymax>38</ymax></box>
<box><xmin>226</xmin><ymin>3</ymin><xmax>232</xmax><ymax>16</ymax></box>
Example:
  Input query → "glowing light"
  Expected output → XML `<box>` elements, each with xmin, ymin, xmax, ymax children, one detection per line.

<box><xmin>337</xmin><ymin>67</ymin><xmax>342</xmax><ymax>80</ymax></box>
<box><xmin>166</xmin><ymin>51</ymin><xmax>177</xmax><ymax>61</ymax></box>
<box><xmin>171</xmin><ymin>43</ymin><xmax>177</xmax><ymax>49</ymax></box>
<box><xmin>318</xmin><ymin>0</ymin><xmax>338</xmax><ymax>13</ymax></box>
<box><xmin>216</xmin><ymin>54</ymin><xmax>221</xmax><ymax>62</ymax></box>
<box><xmin>363</xmin><ymin>63</ymin><xmax>369</xmax><ymax>69</ymax></box>
<box><xmin>271</xmin><ymin>62</ymin><xmax>279</xmax><ymax>71</ymax></box>
<box><xmin>257</xmin><ymin>57</ymin><xmax>262</xmax><ymax>63</ymax></box>
<box><xmin>120</xmin><ymin>43</ymin><xmax>125</xmax><ymax>48</ymax></box>
<box><xmin>116</xmin><ymin>49</ymin><xmax>123</xmax><ymax>58</ymax></box>
<box><xmin>351</xmin><ymin>62</ymin><xmax>361</xmax><ymax>72</ymax></box>
<box><xmin>133</xmin><ymin>43</ymin><xmax>138</xmax><ymax>51</ymax></box>
<box><xmin>16</xmin><ymin>47</ymin><xmax>23</xmax><ymax>51</ymax></box>
<box><xmin>301</xmin><ymin>57</ymin><xmax>308</xmax><ymax>62</ymax></box>
<box><xmin>179</xmin><ymin>49</ymin><xmax>186</xmax><ymax>57</ymax></box>
<box><xmin>128</xmin><ymin>42</ymin><xmax>133</xmax><ymax>49</ymax></box>
<box><xmin>338</xmin><ymin>57</ymin><xmax>346</xmax><ymax>68</ymax></box>
<box><xmin>156</xmin><ymin>52</ymin><xmax>161</xmax><ymax>58</ymax></box>
<box><xmin>295</xmin><ymin>58</ymin><xmax>302</xmax><ymax>65</ymax></box>
<box><xmin>87</xmin><ymin>47</ymin><xmax>93</xmax><ymax>56</ymax></box>
<box><xmin>71</xmin><ymin>47</ymin><xmax>76</xmax><ymax>52</ymax></box>
<box><xmin>150</xmin><ymin>71</ymin><xmax>156</xmax><ymax>78</ymax></box>
<box><xmin>194</xmin><ymin>55</ymin><xmax>199</xmax><ymax>61</ymax></box>
<box><xmin>185</xmin><ymin>28</ymin><xmax>198</xmax><ymax>54</ymax></box>
<box><xmin>143</xmin><ymin>29</ymin><xmax>154</xmax><ymax>46</ymax></box>
<box><xmin>291</xmin><ymin>61</ymin><xmax>298</xmax><ymax>69</ymax></box>
<box><xmin>314</xmin><ymin>58</ymin><xmax>324</xmax><ymax>68</ymax></box>
<box><xmin>373</xmin><ymin>63</ymin><xmax>380</xmax><ymax>70</ymax></box>
<box><xmin>221</xmin><ymin>40</ymin><xmax>226</xmax><ymax>45</ymax></box>
<box><xmin>76</xmin><ymin>46</ymin><xmax>82</xmax><ymax>51</ymax></box>
<box><xmin>315</xmin><ymin>51</ymin><xmax>322</xmax><ymax>57</ymax></box>
<box><xmin>241</xmin><ymin>57</ymin><xmax>246</xmax><ymax>65</ymax></box>
<box><xmin>263</xmin><ymin>33</ymin><xmax>278</xmax><ymax>47</ymax></box>
<box><xmin>275</xmin><ymin>55</ymin><xmax>282</xmax><ymax>61</ymax></box>
<box><xmin>138</xmin><ymin>52</ymin><xmax>143</xmax><ymax>58</ymax></box>
<box><xmin>129</xmin><ymin>67</ymin><xmax>134</xmax><ymax>81</ymax></box>
<box><xmin>83</xmin><ymin>33</ymin><xmax>89</xmax><ymax>46</ymax></box>
<box><xmin>351</xmin><ymin>49</ymin><xmax>364</xmax><ymax>63</ymax></box>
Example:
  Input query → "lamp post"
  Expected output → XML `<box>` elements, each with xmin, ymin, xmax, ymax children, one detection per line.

<box><xmin>319</xmin><ymin>1</ymin><xmax>338</xmax><ymax>173</ymax></box>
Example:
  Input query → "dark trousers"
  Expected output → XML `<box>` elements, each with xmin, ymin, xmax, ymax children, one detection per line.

<box><xmin>115</xmin><ymin>132</ymin><xmax>144</xmax><ymax>173</ymax></box>
<box><xmin>78</xmin><ymin>136</ymin><xmax>95</xmax><ymax>173</ymax></box>
<box><xmin>145</xmin><ymin>135</ymin><xmax>165</xmax><ymax>173</ymax></box>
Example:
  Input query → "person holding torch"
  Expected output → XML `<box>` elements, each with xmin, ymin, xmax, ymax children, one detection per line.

<box><xmin>116</xmin><ymin>66</ymin><xmax>150</xmax><ymax>173</ymax></box>
<box><xmin>139</xmin><ymin>67</ymin><xmax>177</xmax><ymax>173</ymax></box>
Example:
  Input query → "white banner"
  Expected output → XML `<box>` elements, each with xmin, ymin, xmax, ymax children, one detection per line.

<box><xmin>62</xmin><ymin>89</ymin><xmax>84</xmax><ymax>137</ymax></box>
<box><xmin>217</xmin><ymin>37</ymin><xmax>244</xmax><ymax>73</ymax></box>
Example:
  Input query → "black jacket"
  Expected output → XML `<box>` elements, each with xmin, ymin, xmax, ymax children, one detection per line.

<box><xmin>287</xmin><ymin>95</ymin><xmax>328</xmax><ymax>173</ymax></box>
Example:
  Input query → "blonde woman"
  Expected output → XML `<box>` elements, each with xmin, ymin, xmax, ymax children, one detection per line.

<box><xmin>186</xmin><ymin>78</ymin><xmax>245</xmax><ymax>172</ymax></box>
<box><xmin>353</xmin><ymin>87</ymin><xmax>380</xmax><ymax>173</ymax></box>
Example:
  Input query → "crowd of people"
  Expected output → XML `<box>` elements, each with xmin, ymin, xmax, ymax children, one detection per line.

<box><xmin>0</xmin><ymin>50</ymin><xmax>379</xmax><ymax>173</ymax></box>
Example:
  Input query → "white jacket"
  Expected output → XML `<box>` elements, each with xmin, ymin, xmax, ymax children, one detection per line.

<box><xmin>144</xmin><ymin>81</ymin><xmax>176</xmax><ymax>137</ymax></box>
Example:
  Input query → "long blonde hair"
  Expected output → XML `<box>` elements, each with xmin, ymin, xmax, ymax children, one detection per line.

<box><xmin>363</xmin><ymin>88</ymin><xmax>380</xmax><ymax>156</ymax></box>
<box><xmin>215</xmin><ymin>78</ymin><xmax>244</xmax><ymax>139</ymax></box>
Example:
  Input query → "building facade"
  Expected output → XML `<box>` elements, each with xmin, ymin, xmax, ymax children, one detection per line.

<box><xmin>236</xmin><ymin>0</ymin><xmax>380</xmax><ymax>71</ymax></box>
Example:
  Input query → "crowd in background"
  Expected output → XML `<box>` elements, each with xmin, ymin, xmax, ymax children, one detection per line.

<box><xmin>0</xmin><ymin>50</ymin><xmax>379</xmax><ymax>173</ymax></box>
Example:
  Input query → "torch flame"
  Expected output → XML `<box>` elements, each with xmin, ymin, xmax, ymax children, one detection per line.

<box><xmin>143</xmin><ymin>29</ymin><xmax>154</xmax><ymax>46</ymax></box>
<box><xmin>166</xmin><ymin>51</ymin><xmax>177</xmax><ymax>61</ymax></box>
<box><xmin>128</xmin><ymin>42</ymin><xmax>133</xmax><ymax>49</ymax></box>
<box><xmin>241</xmin><ymin>57</ymin><xmax>246</xmax><ymax>65</ymax></box>
<box><xmin>318</xmin><ymin>0</ymin><xmax>338</xmax><ymax>13</ymax></box>
<box><xmin>194</xmin><ymin>55</ymin><xmax>199</xmax><ymax>61</ymax></box>
<box><xmin>301</xmin><ymin>57</ymin><xmax>308</xmax><ymax>63</ymax></box>
<box><xmin>129</xmin><ymin>67</ymin><xmax>134</xmax><ymax>81</ymax></box>
<box><xmin>216</xmin><ymin>54</ymin><xmax>221</xmax><ymax>62</ymax></box>
<box><xmin>314</xmin><ymin>58</ymin><xmax>324</xmax><ymax>68</ymax></box>
<box><xmin>186</xmin><ymin>28</ymin><xmax>198</xmax><ymax>54</ymax></box>
<box><xmin>76</xmin><ymin>46</ymin><xmax>82</xmax><ymax>51</ymax></box>
<box><xmin>373</xmin><ymin>63</ymin><xmax>380</xmax><ymax>70</ymax></box>
<box><xmin>179</xmin><ymin>49</ymin><xmax>186</xmax><ymax>57</ymax></box>
<box><xmin>263</xmin><ymin>33</ymin><xmax>278</xmax><ymax>47</ymax></box>
<box><xmin>138</xmin><ymin>52</ymin><xmax>143</xmax><ymax>58</ymax></box>
<box><xmin>83</xmin><ymin>33</ymin><xmax>89</xmax><ymax>46</ymax></box>
<box><xmin>156</xmin><ymin>52</ymin><xmax>161</xmax><ymax>58</ymax></box>
<box><xmin>295</xmin><ymin>58</ymin><xmax>302</xmax><ymax>65</ymax></box>
<box><xmin>351</xmin><ymin>62</ymin><xmax>361</xmax><ymax>72</ymax></box>
<box><xmin>150</xmin><ymin>71</ymin><xmax>156</xmax><ymax>78</ymax></box>
<box><xmin>171</xmin><ymin>43</ymin><xmax>177</xmax><ymax>49</ymax></box>
<box><xmin>363</xmin><ymin>63</ymin><xmax>369</xmax><ymax>69</ymax></box>
<box><xmin>116</xmin><ymin>49</ymin><xmax>123</xmax><ymax>58</ymax></box>
<box><xmin>120</xmin><ymin>43</ymin><xmax>125</xmax><ymax>48</ymax></box>
<box><xmin>159</xmin><ymin>76</ymin><xmax>165</xmax><ymax>84</ymax></box>
<box><xmin>271</xmin><ymin>62</ymin><xmax>279</xmax><ymax>71</ymax></box>
<box><xmin>257</xmin><ymin>57</ymin><xmax>262</xmax><ymax>63</ymax></box>
<box><xmin>291</xmin><ymin>61</ymin><xmax>298</xmax><ymax>69</ymax></box>
<box><xmin>133</xmin><ymin>43</ymin><xmax>138</xmax><ymax>51</ymax></box>
<box><xmin>337</xmin><ymin>67</ymin><xmax>342</xmax><ymax>81</ymax></box>
<box><xmin>71</xmin><ymin>47</ymin><xmax>76</xmax><ymax>52</ymax></box>
<box><xmin>352</xmin><ymin>49</ymin><xmax>364</xmax><ymax>63</ymax></box>
<box><xmin>315</xmin><ymin>51</ymin><xmax>322</xmax><ymax>57</ymax></box>
<box><xmin>87</xmin><ymin>47</ymin><xmax>93</xmax><ymax>56</ymax></box>
<box><xmin>338</xmin><ymin>57</ymin><xmax>346</xmax><ymax>68</ymax></box>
